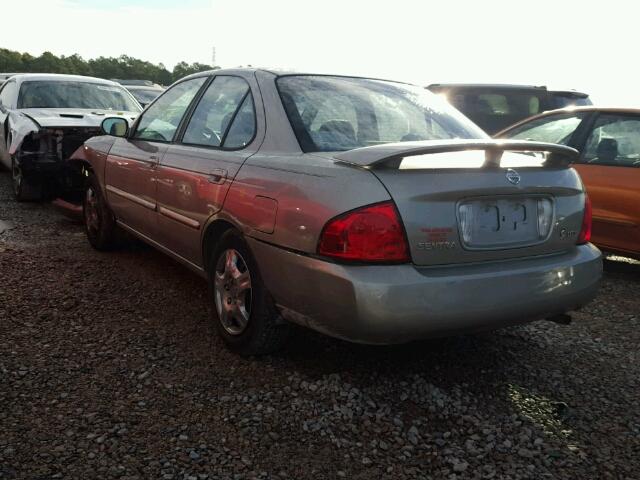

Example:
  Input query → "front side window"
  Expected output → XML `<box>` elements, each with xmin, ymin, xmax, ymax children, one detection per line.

<box><xmin>17</xmin><ymin>81</ymin><xmax>140</xmax><ymax>111</ymax></box>
<box><xmin>278</xmin><ymin>76</ymin><xmax>485</xmax><ymax>152</ymax></box>
<box><xmin>502</xmin><ymin>113</ymin><xmax>585</xmax><ymax>145</ymax></box>
<box><xmin>134</xmin><ymin>77</ymin><xmax>207</xmax><ymax>142</ymax></box>
<box><xmin>582</xmin><ymin>114</ymin><xmax>640</xmax><ymax>167</ymax></box>
<box><xmin>182</xmin><ymin>76</ymin><xmax>255</xmax><ymax>149</ymax></box>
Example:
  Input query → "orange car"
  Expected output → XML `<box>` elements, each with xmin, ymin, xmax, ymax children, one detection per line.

<box><xmin>497</xmin><ymin>107</ymin><xmax>639</xmax><ymax>260</ymax></box>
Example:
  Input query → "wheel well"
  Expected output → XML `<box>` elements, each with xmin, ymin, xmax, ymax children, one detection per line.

<box><xmin>202</xmin><ymin>220</ymin><xmax>237</xmax><ymax>272</ymax></box>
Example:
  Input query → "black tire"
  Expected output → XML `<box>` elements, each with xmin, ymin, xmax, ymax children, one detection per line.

<box><xmin>208</xmin><ymin>229</ymin><xmax>291</xmax><ymax>355</ymax></box>
<box><xmin>83</xmin><ymin>172</ymin><xmax>118</xmax><ymax>250</ymax></box>
<box><xmin>11</xmin><ymin>156</ymin><xmax>43</xmax><ymax>202</ymax></box>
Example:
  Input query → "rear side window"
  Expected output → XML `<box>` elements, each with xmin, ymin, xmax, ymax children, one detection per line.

<box><xmin>582</xmin><ymin>114</ymin><xmax>640</xmax><ymax>167</ymax></box>
<box><xmin>134</xmin><ymin>77</ymin><xmax>206</xmax><ymax>142</ymax></box>
<box><xmin>182</xmin><ymin>76</ymin><xmax>255</xmax><ymax>149</ymax></box>
<box><xmin>501</xmin><ymin>113</ymin><xmax>585</xmax><ymax>145</ymax></box>
<box><xmin>278</xmin><ymin>75</ymin><xmax>485</xmax><ymax>152</ymax></box>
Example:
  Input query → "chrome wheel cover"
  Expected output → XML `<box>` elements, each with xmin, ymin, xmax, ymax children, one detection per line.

<box><xmin>214</xmin><ymin>249</ymin><xmax>252</xmax><ymax>335</ymax></box>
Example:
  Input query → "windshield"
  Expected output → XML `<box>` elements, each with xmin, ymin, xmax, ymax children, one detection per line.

<box><xmin>18</xmin><ymin>81</ymin><xmax>141</xmax><ymax>111</ymax></box>
<box><xmin>277</xmin><ymin>76</ymin><xmax>486</xmax><ymax>152</ymax></box>
<box><xmin>129</xmin><ymin>88</ymin><xmax>163</xmax><ymax>105</ymax></box>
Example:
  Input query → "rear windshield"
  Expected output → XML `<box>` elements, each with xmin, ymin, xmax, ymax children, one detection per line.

<box><xmin>549</xmin><ymin>93</ymin><xmax>592</xmax><ymax>110</ymax></box>
<box><xmin>277</xmin><ymin>76</ymin><xmax>486</xmax><ymax>152</ymax></box>
<box><xmin>442</xmin><ymin>89</ymin><xmax>546</xmax><ymax>134</ymax></box>
<box><xmin>18</xmin><ymin>80</ymin><xmax>141</xmax><ymax>111</ymax></box>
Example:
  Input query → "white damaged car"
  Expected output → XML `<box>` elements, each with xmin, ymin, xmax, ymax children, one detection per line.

<box><xmin>0</xmin><ymin>74</ymin><xmax>141</xmax><ymax>201</ymax></box>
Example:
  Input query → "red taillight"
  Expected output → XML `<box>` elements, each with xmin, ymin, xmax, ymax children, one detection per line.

<box><xmin>577</xmin><ymin>194</ymin><xmax>592</xmax><ymax>244</ymax></box>
<box><xmin>318</xmin><ymin>201</ymin><xmax>410</xmax><ymax>263</ymax></box>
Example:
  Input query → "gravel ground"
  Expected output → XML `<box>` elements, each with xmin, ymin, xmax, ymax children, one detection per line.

<box><xmin>0</xmin><ymin>170</ymin><xmax>638</xmax><ymax>480</ymax></box>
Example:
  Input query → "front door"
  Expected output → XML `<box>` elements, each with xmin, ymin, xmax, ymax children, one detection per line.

<box><xmin>104</xmin><ymin>76</ymin><xmax>208</xmax><ymax>237</ymax></box>
<box><xmin>155</xmin><ymin>75</ymin><xmax>260</xmax><ymax>266</ymax></box>
<box><xmin>573</xmin><ymin>113</ymin><xmax>640</xmax><ymax>257</ymax></box>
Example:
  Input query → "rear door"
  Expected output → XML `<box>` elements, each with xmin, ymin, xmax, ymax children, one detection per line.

<box><xmin>104</xmin><ymin>76</ymin><xmax>207</xmax><ymax>238</ymax></box>
<box><xmin>572</xmin><ymin>112</ymin><xmax>640</xmax><ymax>256</ymax></box>
<box><xmin>155</xmin><ymin>74</ymin><xmax>262</xmax><ymax>266</ymax></box>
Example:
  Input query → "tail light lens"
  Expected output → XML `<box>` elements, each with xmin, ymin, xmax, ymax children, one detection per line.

<box><xmin>318</xmin><ymin>201</ymin><xmax>410</xmax><ymax>263</ymax></box>
<box><xmin>577</xmin><ymin>194</ymin><xmax>592</xmax><ymax>244</ymax></box>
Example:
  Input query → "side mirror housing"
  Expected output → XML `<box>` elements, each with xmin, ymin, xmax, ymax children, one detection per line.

<box><xmin>101</xmin><ymin>117</ymin><xmax>129</xmax><ymax>137</ymax></box>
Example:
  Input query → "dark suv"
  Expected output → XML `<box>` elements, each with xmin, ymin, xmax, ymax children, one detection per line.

<box><xmin>427</xmin><ymin>84</ymin><xmax>592</xmax><ymax>134</ymax></box>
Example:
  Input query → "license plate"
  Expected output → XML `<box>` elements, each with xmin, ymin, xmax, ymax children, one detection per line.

<box><xmin>458</xmin><ymin>197</ymin><xmax>552</xmax><ymax>249</ymax></box>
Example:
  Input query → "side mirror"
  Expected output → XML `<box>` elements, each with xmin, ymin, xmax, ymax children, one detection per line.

<box><xmin>101</xmin><ymin>117</ymin><xmax>129</xmax><ymax>137</ymax></box>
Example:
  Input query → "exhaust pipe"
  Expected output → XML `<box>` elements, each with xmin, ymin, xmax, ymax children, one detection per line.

<box><xmin>546</xmin><ymin>313</ymin><xmax>572</xmax><ymax>325</ymax></box>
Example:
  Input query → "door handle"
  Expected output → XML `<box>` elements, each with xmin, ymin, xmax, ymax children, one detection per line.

<box><xmin>208</xmin><ymin>168</ymin><xmax>228</xmax><ymax>184</ymax></box>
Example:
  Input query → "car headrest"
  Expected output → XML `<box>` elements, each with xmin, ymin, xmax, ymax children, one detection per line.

<box><xmin>596</xmin><ymin>138</ymin><xmax>618</xmax><ymax>161</ymax></box>
<box><xmin>319</xmin><ymin>120</ymin><xmax>356</xmax><ymax>142</ymax></box>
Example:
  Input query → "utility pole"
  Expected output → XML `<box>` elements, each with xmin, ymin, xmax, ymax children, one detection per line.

<box><xmin>211</xmin><ymin>46</ymin><xmax>216</xmax><ymax>67</ymax></box>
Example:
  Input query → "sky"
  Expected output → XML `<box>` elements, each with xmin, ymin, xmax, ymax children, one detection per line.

<box><xmin>3</xmin><ymin>0</ymin><xmax>639</xmax><ymax>105</ymax></box>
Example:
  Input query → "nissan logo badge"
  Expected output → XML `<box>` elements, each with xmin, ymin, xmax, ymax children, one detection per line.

<box><xmin>506</xmin><ymin>168</ymin><xmax>521</xmax><ymax>185</ymax></box>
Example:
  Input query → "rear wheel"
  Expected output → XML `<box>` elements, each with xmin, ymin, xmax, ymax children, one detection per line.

<box><xmin>11</xmin><ymin>156</ymin><xmax>42</xmax><ymax>202</ymax></box>
<box><xmin>209</xmin><ymin>230</ymin><xmax>290</xmax><ymax>355</ymax></box>
<box><xmin>83</xmin><ymin>172</ymin><xmax>118</xmax><ymax>250</ymax></box>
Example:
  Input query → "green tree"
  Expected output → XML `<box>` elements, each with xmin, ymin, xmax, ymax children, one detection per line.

<box><xmin>172</xmin><ymin>61</ymin><xmax>217</xmax><ymax>81</ymax></box>
<box><xmin>0</xmin><ymin>47</ymin><xmax>217</xmax><ymax>86</ymax></box>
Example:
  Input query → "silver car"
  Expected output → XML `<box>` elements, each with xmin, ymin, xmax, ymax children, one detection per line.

<box><xmin>69</xmin><ymin>69</ymin><xmax>602</xmax><ymax>355</ymax></box>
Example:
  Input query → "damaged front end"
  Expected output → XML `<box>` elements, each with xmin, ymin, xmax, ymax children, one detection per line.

<box><xmin>14</xmin><ymin>125</ymin><xmax>102</xmax><ymax>200</ymax></box>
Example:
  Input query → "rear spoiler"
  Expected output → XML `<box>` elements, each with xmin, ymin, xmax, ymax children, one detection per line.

<box><xmin>334</xmin><ymin>139</ymin><xmax>579</xmax><ymax>169</ymax></box>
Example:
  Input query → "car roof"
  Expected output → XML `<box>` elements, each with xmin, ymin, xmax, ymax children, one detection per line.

<box><xmin>495</xmin><ymin>106</ymin><xmax>640</xmax><ymax>137</ymax></box>
<box><xmin>427</xmin><ymin>83</ymin><xmax>589</xmax><ymax>96</ymax></box>
<box><xmin>179</xmin><ymin>67</ymin><xmax>415</xmax><ymax>87</ymax></box>
<box><xmin>6</xmin><ymin>73</ymin><xmax>124</xmax><ymax>86</ymax></box>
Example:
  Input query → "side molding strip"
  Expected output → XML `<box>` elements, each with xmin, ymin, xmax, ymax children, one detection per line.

<box><xmin>106</xmin><ymin>184</ymin><xmax>156</xmax><ymax>211</ymax></box>
<box><xmin>158</xmin><ymin>206</ymin><xmax>200</xmax><ymax>229</ymax></box>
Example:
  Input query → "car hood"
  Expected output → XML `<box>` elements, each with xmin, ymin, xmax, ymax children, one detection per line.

<box><xmin>18</xmin><ymin>108</ymin><xmax>139</xmax><ymax>128</ymax></box>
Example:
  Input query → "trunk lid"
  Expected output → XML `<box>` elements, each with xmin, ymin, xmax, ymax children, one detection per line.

<box><xmin>334</xmin><ymin>140</ymin><xmax>586</xmax><ymax>266</ymax></box>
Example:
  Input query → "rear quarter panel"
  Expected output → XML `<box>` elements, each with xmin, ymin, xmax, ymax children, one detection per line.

<box><xmin>223</xmin><ymin>153</ymin><xmax>391</xmax><ymax>254</ymax></box>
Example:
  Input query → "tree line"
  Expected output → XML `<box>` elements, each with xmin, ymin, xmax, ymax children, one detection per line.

<box><xmin>0</xmin><ymin>48</ymin><xmax>218</xmax><ymax>85</ymax></box>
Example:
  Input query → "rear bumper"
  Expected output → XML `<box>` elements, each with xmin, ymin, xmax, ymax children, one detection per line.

<box><xmin>249</xmin><ymin>239</ymin><xmax>602</xmax><ymax>344</ymax></box>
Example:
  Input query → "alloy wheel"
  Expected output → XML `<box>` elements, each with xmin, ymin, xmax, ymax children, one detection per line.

<box><xmin>84</xmin><ymin>186</ymin><xmax>101</xmax><ymax>234</ymax></box>
<box><xmin>214</xmin><ymin>249</ymin><xmax>253</xmax><ymax>335</ymax></box>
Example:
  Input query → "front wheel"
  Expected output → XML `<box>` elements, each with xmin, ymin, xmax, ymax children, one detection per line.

<box><xmin>209</xmin><ymin>230</ymin><xmax>291</xmax><ymax>355</ymax></box>
<box><xmin>12</xmin><ymin>157</ymin><xmax>42</xmax><ymax>202</ymax></box>
<box><xmin>83</xmin><ymin>172</ymin><xmax>118</xmax><ymax>250</ymax></box>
